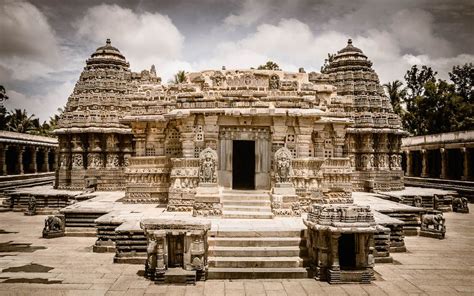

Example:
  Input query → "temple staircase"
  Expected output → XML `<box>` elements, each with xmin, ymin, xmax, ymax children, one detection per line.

<box><xmin>221</xmin><ymin>190</ymin><xmax>273</xmax><ymax>219</ymax></box>
<box><xmin>207</xmin><ymin>229</ymin><xmax>310</xmax><ymax>279</ymax></box>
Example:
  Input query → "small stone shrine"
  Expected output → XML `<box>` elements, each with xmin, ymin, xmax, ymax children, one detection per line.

<box><xmin>304</xmin><ymin>204</ymin><xmax>377</xmax><ymax>283</ymax></box>
<box><xmin>140</xmin><ymin>218</ymin><xmax>211</xmax><ymax>283</ymax></box>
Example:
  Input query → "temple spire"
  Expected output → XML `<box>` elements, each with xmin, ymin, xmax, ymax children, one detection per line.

<box><xmin>106</xmin><ymin>38</ymin><xmax>111</xmax><ymax>45</ymax></box>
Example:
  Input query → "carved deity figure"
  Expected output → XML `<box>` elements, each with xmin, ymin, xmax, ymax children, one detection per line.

<box><xmin>72</xmin><ymin>154</ymin><xmax>83</xmax><ymax>168</ymax></box>
<box><xmin>26</xmin><ymin>196</ymin><xmax>36</xmax><ymax>215</ymax></box>
<box><xmin>199</xmin><ymin>148</ymin><xmax>217</xmax><ymax>183</ymax></box>
<box><xmin>414</xmin><ymin>196</ymin><xmax>423</xmax><ymax>208</ymax></box>
<box><xmin>269</xmin><ymin>74</ymin><xmax>280</xmax><ymax>90</ymax></box>
<box><xmin>274</xmin><ymin>147</ymin><xmax>293</xmax><ymax>183</ymax></box>
<box><xmin>145</xmin><ymin>232</ymin><xmax>158</xmax><ymax>279</ymax></box>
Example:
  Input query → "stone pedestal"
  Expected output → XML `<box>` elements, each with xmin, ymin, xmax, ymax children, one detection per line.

<box><xmin>194</xmin><ymin>184</ymin><xmax>221</xmax><ymax>216</ymax></box>
<box><xmin>271</xmin><ymin>183</ymin><xmax>299</xmax><ymax>216</ymax></box>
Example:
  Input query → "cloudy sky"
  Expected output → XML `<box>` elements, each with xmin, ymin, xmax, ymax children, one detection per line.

<box><xmin>1</xmin><ymin>0</ymin><xmax>473</xmax><ymax>121</ymax></box>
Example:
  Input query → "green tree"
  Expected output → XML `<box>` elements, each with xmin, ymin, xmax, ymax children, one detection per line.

<box><xmin>257</xmin><ymin>61</ymin><xmax>280</xmax><ymax>70</ymax></box>
<box><xmin>383</xmin><ymin>80</ymin><xmax>405</xmax><ymax>117</ymax></box>
<box><xmin>449</xmin><ymin>63</ymin><xmax>473</xmax><ymax>103</ymax></box>
<box><xmin>0</xmin><ymin>85</ymin><xmax>8</xmax><ymax>130</ymax></box>
<box><xmin>173</xmin><ymin>70</ymin><xmax>186</xmax><ymax>84</ymax></box>
<box><xmin>6</xmin><ymin>109</ymin><xmax>39</xmax><ymax>134</ymax></box>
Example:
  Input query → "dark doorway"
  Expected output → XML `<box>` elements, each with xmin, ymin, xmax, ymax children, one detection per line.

<box><xmin>338</xmin><ymin>234</ymin><xmax>357</xmax><ymax>270</ymax></box>
<box><xmin>232</xmin><ymin>140</ymin><xmax>255</xmax><ymax>190</ymax></box>
<box><xmin>167</xmin><ymin>234</ymin><xmax>184</xmax><ymax>268</ymax></box>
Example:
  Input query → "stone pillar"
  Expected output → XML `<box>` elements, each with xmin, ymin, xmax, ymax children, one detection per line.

<box><xmin>440</xmin><ymin>148</ymin><xmax>447</xmax><ymax>179</ymax></box>
<box><xmin>406</xmin><ymin>151</ymin><xmax>413</xmax><ymax>177</ymax></box>
<box><xmin>0</xmin><ymin>144</ymin><xmax>7</xmax><ymax>176</ymax></box>
<box><xmin>461</xmin><ymin>148</ymin><xmax>470</xmax><ymax>181</ymax></box>
<box><xmin>40</xmin><ymin>149</ymin><xmax>47</xmax><ymax>172</ymax></box>
<box><xmin>31</xmin><ymin>147</ymin><xmax>38</xmax><ymax>173</ymax></box>
<box><xmin>18</xmin><ymin>146</ymin><xmax>25</xmax><ymax>174</ymax></box>
<box><xmin>180</xmin><ymin>117</ymin><xmax>195</xmax><ymax>158</ymax></box>
<box><xmin>204</xmin><ymin>115</ymin><xmax>219</xmax><ymax>150</ymax></box>
<box><xmin>331</xmin><ymin>233</ymin><xmax>341</xmax><ymax>270</ymax></box>
<box><xmin>421</xmin><ymin>149</ymin><xmax>428</xmax><ymax>178</ymax></box>
<box><xmin>52</xmin><ymin>149</ymin><xmax>58</xmax><ymax>171</ymax></box>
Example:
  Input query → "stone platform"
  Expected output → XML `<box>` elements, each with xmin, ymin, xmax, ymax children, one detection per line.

<box><xmin>0</xmin><ymin>210</ymin><xmax>472</xmax><ymax>294</ymax></box>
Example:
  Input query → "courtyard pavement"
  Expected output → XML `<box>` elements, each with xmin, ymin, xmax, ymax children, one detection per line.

<box><xmin>0</xmin><ymin>210</ymin><xmax>472</xmax><ymax>295</ymax></box>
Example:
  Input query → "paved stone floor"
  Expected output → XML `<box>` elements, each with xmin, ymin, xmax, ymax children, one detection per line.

<box><xmin>0</xmin><ymin>210</ymin><xmax>472</xmax><ymax>296</ymax></box>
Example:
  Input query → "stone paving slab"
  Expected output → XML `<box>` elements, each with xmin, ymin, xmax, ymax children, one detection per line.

<box><xmin>0</xmin><ymin>209</ymin><xmax>472</xmax><ymax>295</ymax></box>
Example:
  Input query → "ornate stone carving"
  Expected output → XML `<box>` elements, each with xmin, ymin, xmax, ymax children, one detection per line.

<box><xmin>420</xmin><ymin>213</ymin><xmax>446</xmax><ymax>239</ymax></box>
<box><xmin>199</xmin><ymin>148</ymin><xmax>217</xmax><ymax>184</ymax></box>
<box><xmin>452</xmin><ymin>197</ymin><xmax>469</xmax><ymax>213</ymax></box>
<box><xmin>42</xmin><ymin>215</ymin><xmax>65</xmax><ymax>238</ymax></box>
<box><xmin>269</xmin><ymin>74</ymin><xmax>280</xmax><ymax>90</ymax></box>
<box><xmin>274</xmin><ymin>147</ymin><xmax>292</xmax><ymax>183</ymax></box>
<box><xmin>25</xmin><ymin>196</ymin><xmax>36</xmax><ymax>216</ymax></box>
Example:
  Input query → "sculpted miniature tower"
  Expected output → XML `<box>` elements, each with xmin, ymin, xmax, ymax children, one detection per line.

<box><xmin>322</xmin><ymin>39</ymin><xmax>406</xmax><ymax>191</ymax></box>
<box><xmin>55</xmin><ymin>39</ymin><xmax>133</xmax><ymax>190</ymax></box>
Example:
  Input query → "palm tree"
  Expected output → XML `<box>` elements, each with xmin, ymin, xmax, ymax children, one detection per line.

<box><xmin>173</xmin><ymin>71</ymin><xmax>187</xmax><ymax>84</ymax></box>
<box><xmin>383</xmin><ymin>80</ymin><xmax>406</xmax><ymax>116</ymax></box>
<box><xmin>6</xmin><ymin>109</ymin><xmax>39</xmax><ymax>134</ymax></box>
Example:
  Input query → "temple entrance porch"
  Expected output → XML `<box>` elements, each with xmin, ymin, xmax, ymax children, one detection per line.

<box><xmin>232</xmin><ymin>140</ymin><xmax>255</xmax><ymax>190</ymax></box>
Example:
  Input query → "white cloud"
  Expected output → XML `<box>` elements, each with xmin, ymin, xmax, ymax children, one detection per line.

<box><xmin>74</xmin><ymin>4</ymin><xmax>190</xmax><ymax>80</ymax></box>
<box><xmin>0</xmin><ymin>0</ymin><xmax>62</xmax><ymax>80</ymax></box>
<box><xmin>224</xmin><ymin>0</ymin><xmax>271</xmax><ymax>27</ymax></box>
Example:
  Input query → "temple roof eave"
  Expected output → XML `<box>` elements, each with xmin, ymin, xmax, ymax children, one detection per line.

<box><xmin>53</xmin><ymin>127</ymin><xmax>132</xmax><ymax>135</ymax></box>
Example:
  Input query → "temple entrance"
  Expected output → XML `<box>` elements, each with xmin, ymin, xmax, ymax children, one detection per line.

<box><xmin>232</xmin><ymin>140</ymin><xmax>255</xmax><ymax>190</ymax></box>
<box><xmin>167</xmin><ymin>234</ymin><xmax>184</xmax><ymax>268</ymax></box>
<box><xmin>338</xmin><ymin>234</ymin><xmax>357</xmax><ymax>270</ymax></box>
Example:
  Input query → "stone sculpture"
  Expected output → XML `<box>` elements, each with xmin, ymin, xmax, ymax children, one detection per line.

<box><xmin>420</xmin><ymin>213</ymin><xmax>446</xmax><ymax>239</ymax></box>
<box><xmin>199</xmin><ymin>148</ymin><xmax>217</xmax><ymax>184</ymax></box>
<box><xmin>42</xmin><ymin>215</ymin><xmax>65</xmax><ymax>238</ymax></box>
<box><xmin>413</xmin><ymin>196</ymin><xmax>423</xmax><ymax>208</ymax></box>
<box><xmin>25</xmin><ymin>196</ymin><xmax>36</xmax><ymax>216</ymax></box>
<box><xmin>452</xmin><ymin>197</ymin><xmax>469</xmax><ymax>213</ymax></box>
<box><xmin>275</xmin><ymin>147</ymin><xmax>292</xmax><ymax>183</ymax></box>
<box><xmin>145</xmin><ymin>232</ymin><xmax>158</xmax><ymax>280</ymax></box>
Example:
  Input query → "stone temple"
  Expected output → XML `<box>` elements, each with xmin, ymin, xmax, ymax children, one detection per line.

<box><xmin>55</xmin><ymin>39</ymin><xmax>405</xmax><ymax>211</ymax></box>
<box><xmin>46</xmin><ymin>38</ymin><xmax>413</xmax><ymax>283</ymax></box>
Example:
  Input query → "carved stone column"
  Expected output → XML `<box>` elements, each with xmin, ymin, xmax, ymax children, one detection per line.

<box><xmin>18</xmin><ymin>146</ymin><xmax>25</xmax><ymax>174</ymax></box>
<box><xmin>31</xmin><ymin>147</ymin><xmax>37</xmax><ymax>173</ymax></box>
<box><xmin>421</xmin><ymin>149</ymin><xmax>428</xmax><ymax>178</ymax></box>
<box><xmin>40</xmin><ymin>149</ymin><xmax>48</xmax><ymax>172</ymax></box>
<box><xmin>296</xmin><ymin>120</ymin><xmax>313</xmax><ymax>158</ymax></box>
<box><xmin>440</xmin><ymin>148</ymin><xmax>447</xmax><ymax>179</ymax></box>
<box><xmin>461</xmin><ymin>148</ymin><xmax>470</xmax><ymax>181</ymax></box>
<box><xmin>331</xmin><ymin>233</ymin><xmax>341</xmax><ymax>270</ymax></box>
<box><xmin>204</xmin><ymin>115</ymin><xmax>219</xmax><ymax>150</ymax></box>
<box><xmin>0</xmin><ymin>144</ymin><xmax>7</xmax><ymax>175</ymax></box>
<box><xmin>406</xmin><ymin>151</ymin><xmax>413</xmax><ymax>177</ymax></box>
<box><xmin>180</xmin><ymin>117</ymin><xmax>195</xmax><ymax>158</ymax></box>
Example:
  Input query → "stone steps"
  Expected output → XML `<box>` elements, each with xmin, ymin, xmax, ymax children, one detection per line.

<box><xmin>211</xmin><ymin>230</ymin><xmax>304</xmax><ymax>237</ymax></box>
<box><xmin>209</xmin><ymin>237</ymin><xmax>304</xmax><ymax>247</ymax></box>
<box><xmin>223</xmin><ymin>205</ymin><xmax>272</xmax><ymax>212</ymax></box>
<box><xmin>207</xmin><ymin>267</ymin><xmax>310</xmax><ymax>279</ymax></box>
<box><xmin>208</xmin><ymin>256</ymin><xmax>306</xmax><ymax>268</ymax></box>
<box><xmin>222</xmin><ymin>210</ymin><xmax>274</xmax><ymax>219</ymax></box>
<box><xmin>222</xmin><ymin>200</ymin><xmax>271</xmax><ymax>207</ymax></box>
<box><xmin>209</xmin><ymin>246</ymin><xmax>307</xmax><ymax>257</ymax></box>
<box><xmin>207</xmin><ymin>228</ymin><xmax>309</xmax><ymax>279</ymax></box>
<box><xmin>221</xmin><ymin>190</ymin><xmax>273</xmax><ymax>219</ymax></box>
